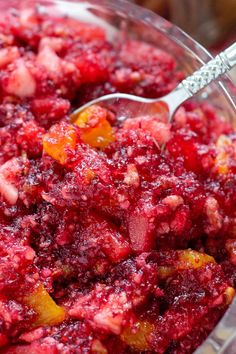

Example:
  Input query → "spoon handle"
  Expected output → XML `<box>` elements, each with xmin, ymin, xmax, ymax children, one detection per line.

<box><xmin>180</xmin><ymin>42</ymin><xmax>236</xmax><ymax>97</ymax></box>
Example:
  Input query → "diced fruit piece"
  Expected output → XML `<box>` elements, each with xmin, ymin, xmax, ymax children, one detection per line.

<box><xmin>80</xmin><ymin>214</ymin><xmax>131</xmax><ymax>264</ymax></box>
<box><xmin>215</xmin><ymin>135</ymin><xmax>232</xmax><ymax>174</ymax></box>
<box><xmin>124</xmin><ymin>164</ymin><xmax>140</xmax><ymax>187</ymax></box>
<box><xmin>39</xmin><ymin>37</ymin><xmax>65</xmax><ymax>52</ymax></box>
<box><xmin>81</xmin><ymin>119</ymin><xmax>114</xmax><ymax>148</ymax></box>
<box><xmin>0</xmin><ymin>174</ymin><xmax>18</xmax><ymax>205</ymax></box>
<box><xmin>224</xmin><ymin>286</ymin><xmax>235</xmax><ymax>305</ymax></box>
<box><xmin>42</xmin><ymin>123</ymin><xmax>77</xmax><ymax>164</ymax></box>
<box><xmin>71</xmin><ymin>105</ymin><xmax>106</xmax><ymax>128</ymax></box>
<box><xmin>128</xmin><ymin>209</ymin><xmax>156</xmax><ymax>252</ymax></box>
<box><xmin>3</xmin><ymin>59</ymin><xmax>36</xmax><ymax>98</ymax></box>
<box><xmin>72</xmin><ymin>105</ymin><xmax>115</xmax><ymax>148</ymax></box>
<box><xmin>128</xmin><ymin>214</ymin><xmax>150</xmax><ymax>252</ymax></box>
<box><xmin>23</xmin><ymin>284</ymin><xmax>65</xmax><ymax>327</ymax></box>
<box><xmin>0</xmin><ymin>47</ymin><xmax>20</xmax><ymax>69</ymax></box>
<box><xmin>0</xmin><ymin>158</ymin><xmax>21</xmax><ymax>205</ymax></box>
<box><xmin>100</xmin><ymin>226</ymin><xmax>131</xmax><ymax>263</ymax></box>
<box><xmin>204</xmin><ymin>197</ymin><xmax>222</xmax><ymax>233</ymax></box>
<box><xmin>121</xmin><ymin>321</ymin><xmax>154</xmax><ymax>351</ymax></box>
<box><xmin>141</xmin><ymin>120</ymin><xmax>171</xmax><ymax>145</ymax></box>
<box><xmin>19</xmin><ymin>327</ymin><xmax>45</xmax><ymax>343</ymax></box>
<box><xmin>37</xmin><ymin>45</ymin><xmax>61</xmax><ymax>73</ymax></box>
<box><xmin>158</xmin><ymin>250</ymin><xmax>215</xmax><ymax>279</ymax></box>
<box><xmin>179</xmin><ymin>249</ymin><xmax>215</xmax><ymax>267</ymax></box>
<box><xmin>123</xmin><ymin>102</ymin><xmax>170</xmax><ymax>145</ymax></box>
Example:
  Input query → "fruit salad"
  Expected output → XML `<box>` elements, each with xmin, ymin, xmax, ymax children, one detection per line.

<box><xmin>0</xmin><ymin>7</ymin><xmax>236</xmax><ymax>354</ymax></box>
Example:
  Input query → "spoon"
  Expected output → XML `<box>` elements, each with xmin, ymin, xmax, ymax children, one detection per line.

<box><xmin>72</xmin><ymin>42</ymin><xmax>236</xmax><ymax>122</ymax></box>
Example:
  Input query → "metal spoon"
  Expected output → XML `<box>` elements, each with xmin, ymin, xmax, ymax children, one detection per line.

<box><xmin>72</xmin><ymin>42</ymin><xmax>236</xmax><ymax>122</ymax></box>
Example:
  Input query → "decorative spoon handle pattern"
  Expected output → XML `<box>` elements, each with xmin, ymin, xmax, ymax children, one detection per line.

<box><xmin>180</xmin><ymin>42</ymin><xmax>236</xmax><ymax>96</ymax></box>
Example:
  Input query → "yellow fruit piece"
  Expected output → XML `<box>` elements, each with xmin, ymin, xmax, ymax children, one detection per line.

<box><xmin>179</xmin><ymin>249</ymin><xmax>215</xmax><ymax>268</ymax></box>
<box><xmin>224</xmin><ymin>286</ymin><xmax>235</xmax><ymax>305</ymax></box>
<box><xmin>121</xmin><ymin>321</ymin><xmax>154</xmax><ymax>351</ymax></box>
<box><xmin>158</xmin><ymin>250</ymin><xmax>215</xmax><ymax>279</ymax></box>
<box><xmin>72</xmin><ymin>105</ymin><xmax>115</xmax><ymax>148</ymax></box>
<box><xmin>81</xmin><ymin>120</ymin><xmax>115</xmax><ymax>148</ymax></box>
<box><xmin>215</xmin><ymin>135</ymin><xmax>232</xmax><ymax>175</ymax></box>
<box><xmin>24</xmin><ymin>284</ymin><xmax>66</xmax><ymax>327</ymax></box>
<box><xmin>43</xmin><ymin>124</ymin><xmax>77</xmax><ymax>164</ymax></box>
<box><xmin>71</xmin><ymin>105</ymin><xmax>96</xmax><ymax>128</ymax></box>
<box><xmin>71</xmin><ymin>104</ymin><xmax>106</xmax><ymax>128</ymax></box>
<box><xmin>215</xmin><ymin>151</ymin><xmax>229</xmax><ymax>174</ymax></box>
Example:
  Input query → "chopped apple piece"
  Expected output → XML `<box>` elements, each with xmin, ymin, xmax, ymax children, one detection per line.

<box><xmin>121</xmin><ymin>321</ymin><xmax>154</xmax><ymax>351</ymax></box>
<box><xmin>0</xmin><ymin>47</ymin><xmax>20</xmax><ymax>69</ymax></box>
<box><xmin>43</xmin><ymin>123</ymin><xmax>77</xmax><ymax>164</ymax></box>
<box><xmin>4</xmin><ymin>59</ymin><xmax>36</xmax><ymax>98</ymax></box>
<box><xmin>23</xmin><ymin>284</ymin><xmax>66</xmax><ymax>327</ymax></box>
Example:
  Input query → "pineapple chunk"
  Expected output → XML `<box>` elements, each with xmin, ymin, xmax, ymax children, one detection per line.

<box><xmin>158</xmin><ymin>250</ymin><xmax>215</xmax><ymax>279</ymax></box>
<box><xmin>72</xmin><ymin>105</ymin><xmax>115</xmax><ymax>148</ymax></box>
<box><xmin>43</xmin><ymin>123</ymin><xmax>77</xmax><ymax>164</ymax></box>
<box><xmin>23</xmin><ymin>284</ymin><xmax>66</xmax><ymax>326</ymax></box>
<box><xmin>121</xmin><ymin>321</ymin><xmax>154</xmax><ymax>351</ymax></box>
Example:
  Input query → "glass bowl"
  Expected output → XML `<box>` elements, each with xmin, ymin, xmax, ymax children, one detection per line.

<box><xmin>1</xmin><ymin>0</ymin><xmax>236</xmax><ymax>353</ymax></box>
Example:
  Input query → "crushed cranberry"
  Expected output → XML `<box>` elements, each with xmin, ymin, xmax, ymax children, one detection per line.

<box><xmin>0</xmin><ymin>8</ymin><xmax>236</xmax><ymax>354</ymax></box>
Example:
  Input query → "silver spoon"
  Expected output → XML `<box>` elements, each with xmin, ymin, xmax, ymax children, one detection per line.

<box><xmin>72</xmin><ymin>42</ymin><xmax>236</xmax><ymax>122</ymax></box>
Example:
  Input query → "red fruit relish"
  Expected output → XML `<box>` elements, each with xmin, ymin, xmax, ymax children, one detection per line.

<box><xmin>0</xmin><ymin>8</ymin><xmax>236</xmax><ymax>354</ymax></box>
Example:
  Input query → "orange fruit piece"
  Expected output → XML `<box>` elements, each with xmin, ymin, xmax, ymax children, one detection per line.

<box><xmin>43</xmin><ymin>123</ymin><xmax>77</xmax><ymax>164</ymax></box>
<box><xmin>158</xmin><ymin>249</ymin><xmax>215</xmax><ymax>279</ymax></box>
<box><xmin>121</xmin><ymin>321</ymin><xmax>154</xmax><ymax>351</ymax></box>
<box><xmin>72</xmin><ymin>105</ymin><xmax>115</xmax><ymax>148</ymax></box>
<box><xmin>23</xmin><ymin>284</ymin><xmax>66</xmax><ymax>327</ymax></box>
